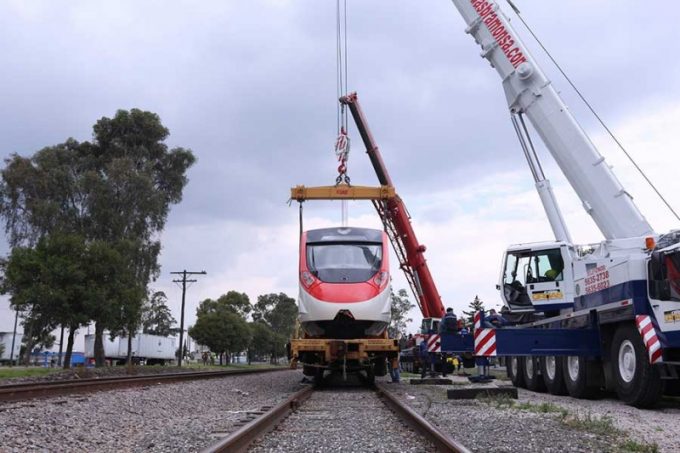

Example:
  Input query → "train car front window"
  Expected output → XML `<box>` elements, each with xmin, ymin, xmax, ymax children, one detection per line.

<box><xmin>307</xmin><ymin>243</ymin><xmax>382</xmax><ymax>283</ymax></box>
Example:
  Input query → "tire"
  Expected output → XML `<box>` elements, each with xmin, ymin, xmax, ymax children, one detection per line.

<box><xmin>540</xmin><ymin>356</ymin><xmax>567</xmax><ymax>395</ymax></box>
<box><xmin>523</xmin><ymin>356</ymin><xmax>546</xmax><ymax>392</ymax></box>
<box><xmin>506</xmin><ymin>356</ymin><xmax>526</xmax><ymax>388</ymax></box>
<box><xmin>612</xmin><ymin>324</ymin><xmax>664</xmax><ymax>408</ymax></box>
<box><xmin>563</xmin><ymin>356</ymin><xmax>602</xmax><ymax>399</ymax></box>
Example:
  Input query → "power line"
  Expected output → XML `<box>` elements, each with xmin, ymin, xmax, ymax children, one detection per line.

<box><xmin>507</xmin><ymin>0</ymin><xmax>680</xmax><ymax>222</ymax></box>
<box><xmin>171</xmin><ymin>269</ymin><xmax>206</xmax><ymax>367</ymax></box>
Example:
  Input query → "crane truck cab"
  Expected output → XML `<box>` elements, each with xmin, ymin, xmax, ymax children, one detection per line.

<box><xmin>499</xmin><ymin>241</ymin><xmax>574</xmax><ymax>314</ymax></box>
<box><xmin>420</xmin><ymin>317</ymin><xmax>440</xmax><ymax>334</ymax></box>
<box><xmin>646</xmin><ymin>238</ymin><xmax>680</xmax><ymax>339</ymax></box>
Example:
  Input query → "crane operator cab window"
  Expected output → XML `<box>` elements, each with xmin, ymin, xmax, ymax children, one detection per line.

<box><xmin>502</xmin><ymin>248</ymin><xmax>566</xmax><ymax>311</ymax></box>
<box><xmin>421</xmin><ymin>318</ymin><xmax>440</xmax><ymax>335</ymax></box>
<box><xmin>648</xmin><ymin>250</ymin><xmax>680</xmax><ymax>302</ymax></box>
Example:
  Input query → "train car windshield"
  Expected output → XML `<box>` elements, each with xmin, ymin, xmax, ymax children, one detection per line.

<box><xmin>307</xmin><ymin>242</ymin><xmax>382</xmax><ymax>283</ymax></box>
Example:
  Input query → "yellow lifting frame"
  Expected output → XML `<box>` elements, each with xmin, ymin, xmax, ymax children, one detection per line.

<box><xmin>290</xmin><ymin>184</ymin><xmax>395</xmax><ymax>201</ymax></box>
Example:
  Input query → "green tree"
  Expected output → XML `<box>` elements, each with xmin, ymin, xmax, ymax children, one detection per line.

<box><xmin>248</xmin><ymin>321</ymin><xmax>273</xmax><ymax>363</ymax></box>
<box><xmin>189</xmin><ymin>310</ymin><xmax>251</xmax><ymax>365</ymax></box>
<box><xmin>19</xmin><ymin>316</ymin><xmax>56</xmax><ymax>364</ymax></box>
<box><xmin>253</xmin><ymin>293</ymin><xmax>297</xmax><ymax>339</ymax></box>
<box><xmin>142</xmin><ymin>291</ymin><xmax>178</xmax><ymax>336</ymax></box>
<box><xmin>83</xmin><ymin>240</ymin><xmax>145</xmax><ymax>366</ymax></box>
<box><xmin>462</xmin><ymin>295</ymin><xmax>486</xmax><ymax>326</ymax></box>
<box><xmin>388</xmin><ymin>288</ymin><xmax>415</xmax><ymax>339</ymax></box>
<box><xmin>4</xmin><ymin>234</ymin><xmax>91</xmax><ymax>368</ymax></box>
<box><xmin>197</xmin><ymin>291</ymin><xmax>252</xmax><ymax>319</ymax></box>
<box><xmin>0</xmin><ymin>109</ymin><xmax>195</xmax><ymax>366</ymax></box>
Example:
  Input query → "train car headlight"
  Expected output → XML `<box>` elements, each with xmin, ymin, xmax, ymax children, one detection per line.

<box><xmin>300</xmin><ymin>271</ymin><xmax>316</xmax><ymax>287</ymax></box>
<box><xmin>373</xmin><ymin>271</ymin><xmax>388</xmax><ymax>287</ymax></box>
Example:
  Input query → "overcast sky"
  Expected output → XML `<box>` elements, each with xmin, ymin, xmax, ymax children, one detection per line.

<box><xmin>1</xmin><ymin>1</ymin><xmax>679</xmax><ymax>349</ymax></box>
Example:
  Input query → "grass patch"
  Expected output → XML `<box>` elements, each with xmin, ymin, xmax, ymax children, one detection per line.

<box><xmin>563</xmin><ymin>413</ymin><xmax>617</xmax><ymax>437</ymax></box>
<box><xmin>516</xmin><ymin>401</ymin><xmax>569</xmax><ymax>417</ymax></box>
<box><xmin>0</xmin><ymin>367</ymin><xmax>63</xmax><ymax>380</ymax></box>
<box><xmin>479</xmin><ymin>393</ymin><xmax>659</xmax><ymax>452</ymax></box>
<box><xmin>400</xmin><ymin>372</ymin><xmax>420</xmax><ymax>378</ymax></box>
<box><xmin>479</xmin><ymin>395</ymin><xmax>569</xmax><ymax>418</ymax></box>
<box><xmin>618</xmin><ymin>440</ymin><xmax>659</xmax><ymax>453</ymax></box>
<box><xmin>477</xmin><ymin>393</ymin><xmax>517</xmax><ymax>409</ymax></box>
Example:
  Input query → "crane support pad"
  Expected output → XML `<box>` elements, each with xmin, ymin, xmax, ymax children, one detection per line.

<box><xmin>492</xmin><ymin>328</ymin><xmax>601</xmax><ymax>357</ymax></box>
<box><xmin>291</xmin><ymin>184</ymin><xmax>395</xmax><ymax>201</ymax></box>
<box><xmin>289</xmin><ymin>338</ymin><xmax>398</xmax><ymax>365</ymax></box>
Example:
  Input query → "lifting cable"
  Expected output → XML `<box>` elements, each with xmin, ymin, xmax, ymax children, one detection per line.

<box><xmin>335</xmin><ymin>0</ymin><xmax>350</xmax><ymax>226</ymax></box>
<box><xmin>507</xmin><ymin>0</ymin><xmax>680</xmax><ymax>222</ymax></box>
<box><xmin>334</xmin><ymin>0</ymin><xmax>351</xmax><ymax>188</ymax></box>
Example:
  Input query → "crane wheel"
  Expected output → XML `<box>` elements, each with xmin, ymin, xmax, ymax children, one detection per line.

<box><xmin>562</xmin><ymin>356</ymin><xmax>602</xmax><ymax>399</ymax></box>
<box><xmin>506</xmin><ymin>356</ymin><xmax>526</xmax><ymax>388</ymax></box>
<box><xmin>612</xmin><ymin>324</ymin><xmax>664</xmax><ymax>408</ymax></box>
<box><xmin>540</xmin><ymin>356</ymin><xmax>567</xmax><ymax>395</ymax></box>
<box><xmin>523</xmin><ymin>356</ymin><xmax>546</xmax><ymax>392</ymax></box>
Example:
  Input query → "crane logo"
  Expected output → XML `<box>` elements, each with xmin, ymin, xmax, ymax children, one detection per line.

<box><xmin>470</xmin><ymin>0</ymin><xmax>528</xmax><ymax>68</ymax></box>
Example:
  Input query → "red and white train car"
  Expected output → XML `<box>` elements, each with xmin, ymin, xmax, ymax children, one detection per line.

<box><xmin>298</xmin><ymin>227</ymin><xmax>391</xmax><ymax>339</ymax></box>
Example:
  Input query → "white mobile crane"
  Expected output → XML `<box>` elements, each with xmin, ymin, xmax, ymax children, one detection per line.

<box><xmin>448</xmin><ymin>0</ymin><xmax>680</xmax><ymax>407</ymax></box>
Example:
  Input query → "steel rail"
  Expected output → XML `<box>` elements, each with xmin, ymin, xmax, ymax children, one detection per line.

<box><xmin>374</xmin><ymin>382</ymin><xmax>471</xmax><ymax>453</ymax></box>
<box><xmin>200</xmin><ymin>384</ymin><xmax>315</xmax><ymax>453</ymax></box>
<box><xmin>202</xmin><ymin>381</ymin><xmax>470</xmax><ymax>453</ymax></box>
<box><xmin>0</xmin><ymin>367</ymin><xmax>287</xmax><ymax>403</ymax></box>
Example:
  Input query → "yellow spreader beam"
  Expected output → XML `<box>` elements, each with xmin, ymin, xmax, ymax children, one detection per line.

<box><xmin>290</xmin><ymin>184</ymin><xmax>395</xmax><ymax>201</ymax></box>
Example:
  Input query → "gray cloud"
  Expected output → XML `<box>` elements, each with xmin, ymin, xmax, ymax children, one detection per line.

<box><xmin>0</xmin><ymin>0</ymin><xmax>679</xmax><ymax>332</ymax></box>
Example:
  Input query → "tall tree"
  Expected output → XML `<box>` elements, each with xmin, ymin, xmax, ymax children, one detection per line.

<box><xmin>197</xmin><ymin>291</ymin><xmax>252</xmax><ymax>319</ymax></box>
<box><xmin>0</xmin><ymin>109</ymin><xmax>195</xmax><ymax>366</ymax></box>
<box><xmin>141</xmin><ymin>291</ymin><xmax>178</xmax><ymax>336</ymax></box>
<box><xmin>462</xmin><ymin>295</ymin><xmax>486</xmax><ymax>326</ymax></box>
<box><xmin>248</xmin><ymin>321</ymin><xmax>274</xmax><ymax>363</ymax></box>
<box><xmin>3</xmin><ymin>234</ymin><xmax>91</xmax><ymax>368</ymax></box>
<box><xmin>253</xmin><ymin>293</ymin><xmax>297</xmax><ymax>339</ymax></box>
<box><xmin>189</xmin><ymin>310</ymin><xmax>251</xmax><ymax>364</ymax></box>
<box><xmin>388</xmin><ymin>288</ymin><xmax>415</xmax><ymax>339</ymax></box>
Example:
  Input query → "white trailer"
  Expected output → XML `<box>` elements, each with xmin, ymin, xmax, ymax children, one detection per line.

<box><xmin>85</xmin><ymin>333</ymin><xmax>177</xmax><ymax>365</ymax></box>
<box><xmin>0</xmin><ymin>332</ymin><xmax>22</xmax><ymax>362</ymax></box>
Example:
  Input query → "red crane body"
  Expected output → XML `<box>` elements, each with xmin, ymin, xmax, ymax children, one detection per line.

<box><xmin>339</xmin><ymin>92</ymin><xmax>445</xmax><ymax>320</ymax></box>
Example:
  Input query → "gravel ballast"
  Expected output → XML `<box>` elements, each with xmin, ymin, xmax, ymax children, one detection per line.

<box><xmin>386</xmin><ymin>374</ymin><xmax>679</xmax><ymax>452</ymax></box>
<box><xmin>248</xmin><ymin>386</ymin><xmax>436</xmax><ymax>453</ymax></box>
<box><xmin>0</xmin><ymin>369</ymin><xmax>304</xmax><ymax>452</ymax></box>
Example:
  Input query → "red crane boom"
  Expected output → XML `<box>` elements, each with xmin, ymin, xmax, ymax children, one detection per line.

<box><xmin>339</xmin><ymin>92</ymin><xmax>445</xmax><ymax>319</ymax></box>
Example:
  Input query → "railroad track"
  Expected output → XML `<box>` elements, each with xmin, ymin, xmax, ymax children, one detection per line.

<box><xmin>203</xmin><ymin>381</ymin><xmax>470</xmax><ymax>453</ymax></box>
<box><xmin>0</xmin><ymin>367</ymin><xmax>287</xmax><ymax>402</ymax></box>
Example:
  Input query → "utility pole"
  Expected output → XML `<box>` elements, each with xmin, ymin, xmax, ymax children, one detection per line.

<box><xmin>9</xmin><ymin>309</ymin><xmax>19</xmax><ymax>367</ymax></box>
<box><xmin>171</xmin><ymin>270</ymin><xmax>206</xmax><ymax>367</ymax></box>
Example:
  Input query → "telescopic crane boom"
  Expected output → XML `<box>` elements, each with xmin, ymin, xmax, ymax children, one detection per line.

<box><xmin>340</xmin><ymin>93</ymin><xmax>446</xmax><ymax>319</ymax></box>
<box><xmin>450</xmin><ymin>0</ymin><xmax>654</xmax><ymax>240</ymax></box>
